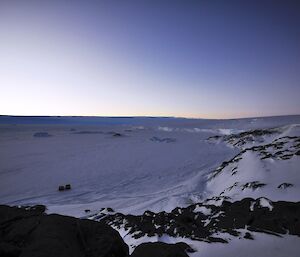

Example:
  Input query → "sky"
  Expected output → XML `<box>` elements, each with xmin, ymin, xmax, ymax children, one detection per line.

<box><xmin>0</xmin><ymin>0</ymin><xmax>299</xmax><ymax>119</ymax></box>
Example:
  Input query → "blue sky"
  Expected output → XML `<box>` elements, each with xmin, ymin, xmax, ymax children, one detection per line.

<box><xmin>0</xmin><ymin>0</ymin><xmax>299</xmax><ymax>118</ymax></box>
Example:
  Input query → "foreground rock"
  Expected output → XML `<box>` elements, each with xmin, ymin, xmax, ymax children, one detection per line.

<box><xmin>0</xmin><ymin>205</ymin><xmax>129</xmax><ymax>257</ymax></box>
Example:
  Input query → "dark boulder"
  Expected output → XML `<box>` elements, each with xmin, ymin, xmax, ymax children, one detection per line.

<box><xmin>244</xmin><ymin>232</ymin><xmax>254</xmax><ymax>240</ymax></box>
<box><xmin>0</xmin><ymin>205</ymin><xmax>129</xmax><ymax>257</ymax></box>
<box><xmin>131</xmin><ymin>242</ymin><xmax>191</xmax><ymax>257</ymax></box>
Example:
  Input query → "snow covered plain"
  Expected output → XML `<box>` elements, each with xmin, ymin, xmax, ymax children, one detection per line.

<box><xmin>1</xmin><ymin>115</ymin><xmax>300</xmax><ymax>256</ymax></box>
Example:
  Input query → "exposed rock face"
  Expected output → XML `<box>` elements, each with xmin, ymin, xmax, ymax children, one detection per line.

<box><xmin>131</xmin><ymin>242</ymin><xmax>191</xmax><ymax>257</ymax></box>
<box><xmin>209</xmin><ymin>136</ymin><xmax>300</xmax><ymax>180</ymax></box>
<box><xmin>207</xmin><ymin>128</ymin><xmax>280</xmax><ymax>148</ymax></box>
<box><xmin>0</xmin><ymin>205</ymin><xmax>129</xmax><ymax>257</ymax></box>
<box><xmin>206</xmin><ymin>133</ymin><xmax>300</xmax><ymax>199</ymax></box>
<box><xmin>92</xmin><ymin>198</ymin><xmax>300</xmax><ymax>244</ymax></box>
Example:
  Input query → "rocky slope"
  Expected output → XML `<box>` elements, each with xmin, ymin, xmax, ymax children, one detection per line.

<box><xmin>206</xmin><ymin>125</ymin><xmax>300</xmax><ymax>202</ymax></box>
<box><xmin>1</xmin><ymin>200</ymin><xmax>299</xmax><ymax>257</ymax></box>
<box><xmin>87</xmin><ymin>198</ymin><xmax>300</xmax><ymax>252</ymax></box>
<box><xmin>0</xmin><ymin>205</ymin><xmax>199</xmax><ymax>257</ymax></box>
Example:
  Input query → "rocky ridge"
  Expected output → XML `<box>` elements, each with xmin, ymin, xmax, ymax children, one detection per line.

<box><xmin>88</xmin><ymin>198</ymin><xmax>300</xmax><ymax>248</ymax></box>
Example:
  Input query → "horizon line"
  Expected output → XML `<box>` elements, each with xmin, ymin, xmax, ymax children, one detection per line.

<box><xmin>1</xmin><ymin>113</ymin><xmax>300</xmax><ymax>121</ymax></box>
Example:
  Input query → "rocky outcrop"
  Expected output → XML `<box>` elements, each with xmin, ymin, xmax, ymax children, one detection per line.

<box><xmin>0</xmin><ymin>205</ymin><xmax>129</xmax><ymax>257</ymax></box>
<box><xmin>209</xmin><ymin>136</ymin><xmax>300</xmax><ymax>179</ymax></box>
<box><xmin>131</xmin><ymin>242</ymin><xmax>193</xmax><ymax>257</ymax></box>
<box><xmin>92</xmin><ymin>198</ymin><xmax>300</xmax><ymax>244</ymax></box>
<box><xmin>207</xmin><ymin>128</ymin><xmax>280</xmax><ymax>148</ymax></box>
